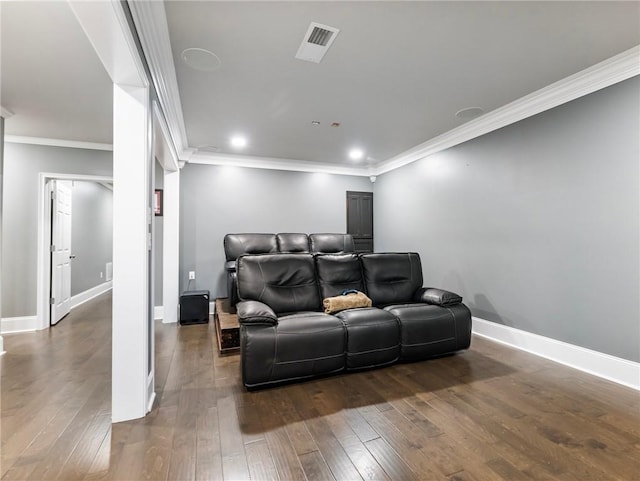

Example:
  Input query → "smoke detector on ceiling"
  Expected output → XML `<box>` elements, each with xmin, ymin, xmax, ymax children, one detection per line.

<box><xmin>295</xmin><ymin>22</ymin><xmax>340</xmax><ymax>63</ymax></box>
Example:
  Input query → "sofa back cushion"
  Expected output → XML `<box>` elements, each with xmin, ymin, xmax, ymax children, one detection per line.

<box><xmin>315</xmin><ymin>253</ymin><xmax>364</xmax><ymax>298</ymax></box>
<box><xmin>360</xmin><ymin>253</ymin><xmax>423</xmax><ymax>306</ymax></box>
<box><xmin>224</xmin><ymin>233</ymin><xmax>278</xmax><ymax>261</ymax></box>
<box><xmin>309</xmin><ymin>233</ymin><xmax>355</xmax><ymax>254</ymax></box>
<box><xmin>237</xmin><ymin>253</ymin><xmax>321</xmax><ymax>314</ymax></box>
<box><xmin>277</xmin><ymin>233</ymin><xmax>310</xmax><ymax>253</ymax></box>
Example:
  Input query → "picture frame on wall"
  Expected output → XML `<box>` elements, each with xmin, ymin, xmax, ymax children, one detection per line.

<box><xmin>154</xmin><ymin>189</ymin><xmax>163</xmax><ymax>216</ymax></box>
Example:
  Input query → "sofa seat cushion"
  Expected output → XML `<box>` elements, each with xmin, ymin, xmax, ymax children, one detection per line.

<box><xmin>241</xmin><ymin>312</ymin><xmax>345</xmax><ymax>388</ymax></box>
<box><xmin>384</xmin><ymin>303</ymin><xmax>471</xmax><ymax>361</ymax></box>
<box><xmin>335</xmin><ymin>307</ymin><xmax>400</xmax><ymax>370</ymax></box>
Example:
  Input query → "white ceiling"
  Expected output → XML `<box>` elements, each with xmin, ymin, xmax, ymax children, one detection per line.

<box><xmin>1</xmin><ymin>1</ymin><xmax>639</xmax><ymax>172</ymax></box>
<box><xmin>1</xmin><ymin>1</ymin><xmax>113</xmax><ymax>145</ymax></box>
<box><xmin>165</xmin><ymin>1</ymin><xmax>640</xmax><ymax>167</ymax></box>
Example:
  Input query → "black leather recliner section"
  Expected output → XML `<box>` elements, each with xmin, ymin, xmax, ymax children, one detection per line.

<box><xmin>315</xmin><ymin>253</ymin><xmax>400</xmax><ymax>370</ymax></box>
<box><xmin>360</xmin><ymin>253</ymin><xmax>423</xmax><ymax>306</ymax></box>
<box><xmin>315</xmin><ymin>253</ymin><xmax>364</xmax><ymax>298</ymax></box>
<box><xmin>236</xmin><ymin>254</ymin><xmax>346</xmax><ymax>388</ymax></box>
<box><xmin>276</xmin><ymin>233</ymin><xmax>310</xmax><ymax>253</ymax></box>
<box><xmin>237</xmin><ymin>253</ymin><xmax>321</xmax><ymax>312</ymax></box>
<box><xmin>360</xmin><ymin>253</ymin><xmax>472</xmax><ymax>359</ymax></box>
<box><xmin>309</xmin><ymin>233</ymin><xmax>355</xmax><ymax>254</ymax></box>
<box><xmin>224</xmin><ymin>234</ymin><xmax>279</xmax><ymax>308</ymax></box>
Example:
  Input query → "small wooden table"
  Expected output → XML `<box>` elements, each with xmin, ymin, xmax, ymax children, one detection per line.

<box><xmin>214</xmin><ymin>298</ymin><xmax>240</xmax><ymax>354</ymax></box>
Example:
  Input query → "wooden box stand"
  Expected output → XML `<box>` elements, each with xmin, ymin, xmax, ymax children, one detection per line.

<box><xmin>214</xmin><ymin>298</ymin><xmax>240</xmax><ymax>354</ymax></box>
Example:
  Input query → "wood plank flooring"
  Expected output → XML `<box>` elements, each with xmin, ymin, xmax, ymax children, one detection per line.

<box><xmin>1</xmin><ymin>291</ymin><xmax>639</xmax><ymax>480</ymax></box>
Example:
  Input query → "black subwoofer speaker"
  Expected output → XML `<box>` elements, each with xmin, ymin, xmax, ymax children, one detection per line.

<box><xmin>179</xmin><ymin>290</ymin><xmax>210</xmax><ymax>325</ymax></box>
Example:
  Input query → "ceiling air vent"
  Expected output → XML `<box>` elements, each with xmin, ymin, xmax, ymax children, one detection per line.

<box><xmin>295</xmin><ymin>22</ymin><xmax>340</xmax><ymax>64</ymax></box>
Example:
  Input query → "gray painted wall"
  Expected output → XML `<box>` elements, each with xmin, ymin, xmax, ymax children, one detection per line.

<box><xmin>180</xmin><ymin>164</ymin><xmax>372</xmax><ymax>298</ymax></box>
<box><xmin>2</xmin><ymin>142</ymin><xmax>112</xmax><ymax>317</ymax></box>
<box><xmin>374</xmin><ymin>77</ymin><xmax>640</xmax><ymax>362</ymax></box>
<box><xmin>70</xmin><ymin>181</ymin><xmax>113</xmax><ymax>296</ymax></box>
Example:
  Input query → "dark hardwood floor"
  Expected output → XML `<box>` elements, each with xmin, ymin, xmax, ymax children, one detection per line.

<box><xmin>1</xmin><ymin>291</ymin><xmax>639</xmax><ymax>480</ymax></box>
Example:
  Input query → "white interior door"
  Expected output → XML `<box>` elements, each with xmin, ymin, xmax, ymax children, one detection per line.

<box><xmin>51</xmin><ymin>180</ymin><xmax>72</xmax><ymax>325</ymax></box>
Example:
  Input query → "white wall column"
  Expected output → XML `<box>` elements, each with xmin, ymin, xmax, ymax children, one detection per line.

<box><xmin>69</xmin><ymin>0</ymin><xmax>154</xmax><ymax>423</ymax></box>
<box><xmin>162</xmin><ymin>168</ymin><xmax>180</xmax><ymax>323</ymax></box>
<box><xmin>112</xmin><ymin>84</ymin><xmax>151</xmax><ymax>422</ymax></box>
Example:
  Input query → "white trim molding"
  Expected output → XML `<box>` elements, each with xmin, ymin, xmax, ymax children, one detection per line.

<box><xmin>127</xmin><ymin>1</ymin><xmax>189</xmax><ymax>156</ymax></box>
<box><xmin>70</xmin><ymin>281</ymin><xmax>113</xmax><ymax>310</ymax></box>
<box><xmin>472</xmin><ymin>317</ymin><xmax>640</xmax><ymax>391</ymax></box>
<box><xmin>154</xmin><ymin>306</ymin><xmax>164</xmax><ymax>321</ymax></box>
<box><xmin>188</xmin><ymin>151</ymin><xmax>371</xmax><ymax>177</ymax></box>
<box><xmin>0</xmin><ymin>336</ymin><xmax>4</xmax><ymax>356</ymax></box>
<box><xmin>1</xmin><ymin>316</ymin><xmax>39</xmax><ymax>334</ymax></box>
<box><xmin>4</xmin><ymin>135</ymin><xmax>112</xmax><ymax>151</ymax></box>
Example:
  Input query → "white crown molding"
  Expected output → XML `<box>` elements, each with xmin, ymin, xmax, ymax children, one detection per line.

<box><xmin>4</xmin><ymin>135</ymin><xmax>113</xmax><ymax>151</ymax></box>
<box><xmin>127</xmin><ymin>1</ymin><xmax>189</xmax><ymax>155</ymax></box>
<box><xmin>373</xmin><ymin>45</ymin><xmax>640</xmax><ymax>175</ymax></box>
<box><xmin>188</xmin><ymin>151</ymin><xmax>372</xmax><ymax>177</ymax></box>
<box><xmin>473</xmin><ymin>317</ymin><xmax>640</xmax><ymax>391</ymax></box>
<box><xmin>1</xmin><ymin>105</ymin><xmax>14</xmax><ymax>119</ymax></box>
<box><xmin>153</xmin><ymin>101</ymin><xmax>180</xmax><ymax>172</ymax></box>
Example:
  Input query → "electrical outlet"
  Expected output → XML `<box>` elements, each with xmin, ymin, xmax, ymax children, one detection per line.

<box><xmin>100</xmin><ymin>272</ymin><xmax>103</xmax><ymax>279</ymax></box>
<box><xmin>188</xmin><ymin>271</ymin><xmax>196</xmax><ymax>280</ymax></box>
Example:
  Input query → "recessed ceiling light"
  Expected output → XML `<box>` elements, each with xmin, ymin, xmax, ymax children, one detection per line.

<box><xmin>230</xmin><ymin>136</ymin><xmax>247</xmax><ymax>148</ymax></box>
<box><xmin>331</xmin><ymin>122</ymin><xmax>341</xmax><ymax>127</ymax></box>
<box><xmin>455</xmin><ymin>107</ymin><xmax>484</xmax><ymax>120</ymax></box>
<box><xmin>181</xmin><ymin>48</ymin><xmax>221</xmax><ymax>71</ymax></box>
<box><xmin>311</xmin><ymin>121</ymin><xmax>321</xmax><ymax>126</ymax></box>
<box><xmin>349</xmin><ymin>148</ymin><xmax>364</xmax><ymax>161</ymax></box>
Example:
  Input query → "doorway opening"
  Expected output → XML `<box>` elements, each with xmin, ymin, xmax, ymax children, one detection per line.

<box><xmin>37</xmin><ymin>173</ymin><xmax>114</xmax><ymax>330</ymax></box>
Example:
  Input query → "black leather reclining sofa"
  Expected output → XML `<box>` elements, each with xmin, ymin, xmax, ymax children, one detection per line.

<box><xmin>236</xmin><ymin>252</ymin><xmax>472</xmax><ymax>388</ymax></box>
<box><xmin>224</xmin><ymin>233</ymin><xmax>355</xmax><ymax>308</ymax></box>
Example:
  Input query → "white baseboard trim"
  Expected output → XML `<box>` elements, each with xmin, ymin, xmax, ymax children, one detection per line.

<box><xmin>70</xmin><ymin>281</ymin><xmax>113</xmax><ymax>310</ymax></box>
<box><xmin>0</xmin><ymin>335</ymin><xmax>5</xmax><ymax>355</ymax></box>
<box><xmin>1</xmin><ymin>316</ymin><xmax>39</xmax><ymax>334</ymax></box>
<box><xmin>210</xmin><ymin>301</ymin><xmax>216</xmax><ymax>315</ymax></box>
<box><xmin>472</xmin><ymin>317</ymin><xmax>640</xmax><ymax>391</ymax></box>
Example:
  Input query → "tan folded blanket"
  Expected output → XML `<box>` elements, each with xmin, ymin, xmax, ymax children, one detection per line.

<box><xmin>323</xmin><ymin>291</ymin><xmax>372</xmax><ymax>314</ymax></box>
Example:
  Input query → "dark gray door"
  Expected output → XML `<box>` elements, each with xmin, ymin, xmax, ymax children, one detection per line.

<box><xmin>347</xmin><ymin>191</ymin><xmax>373</xmax><ymax>252</ymax></box>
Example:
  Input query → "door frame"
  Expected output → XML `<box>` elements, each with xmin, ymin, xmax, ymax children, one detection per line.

<box><xmin>36</xmin><ymin>172</ymin><xmax>114</xmax><ymax>330</ymax></box>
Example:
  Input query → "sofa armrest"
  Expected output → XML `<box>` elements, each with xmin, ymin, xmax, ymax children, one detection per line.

<box><xmin>237</xmin><ymin>300</ymin><xmax>278</xmax><ymax>325</ymax></box>
<box><xmin>414</xmin><ymin>287</ymin><xmax>463</xmax><ymax>307</ymax></box>
<box><xmin>225</xmin><ymin>260</ymin><xmax>236</xmax><ymax>272</ymax></box>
